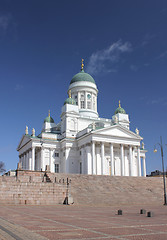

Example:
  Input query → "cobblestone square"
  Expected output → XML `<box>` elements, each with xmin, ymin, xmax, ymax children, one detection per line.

<box><xmin>0</xmin><ymin>205</ymin><xmax>167</xmax><ymax>239</ymax></box>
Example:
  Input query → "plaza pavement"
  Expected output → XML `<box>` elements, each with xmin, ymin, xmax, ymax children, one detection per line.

<box><xmin>0</xmin><ymin>205</ymin><xmax>167</xmax><ymax>240</ymax></box>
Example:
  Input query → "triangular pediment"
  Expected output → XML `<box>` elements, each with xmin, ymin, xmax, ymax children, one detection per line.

<box><xmin>93</xmin><ymin>125</ymin><xmax>142</xmax><ymax>140</ymax></box>
<box><xmin>17</xmin><ymin>135</ymin><xmax>31</xmax><ymax>150</ymax></box>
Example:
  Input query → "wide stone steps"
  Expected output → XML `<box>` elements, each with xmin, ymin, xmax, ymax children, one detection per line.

<box><xmin>48</xmin><ymin>173</ymin><xmax>164</xmax><ymax>206</ymax></box>
<box><xmin>0</xmin><ymin>170</ymin><xmax>164</xmax><ymax>206</ymax></box>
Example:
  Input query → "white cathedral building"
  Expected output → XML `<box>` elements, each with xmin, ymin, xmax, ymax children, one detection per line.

<box><xmin>17</xmin><ymin>60</ymin><xmax>147</xmax><ymax>177</ymax></box>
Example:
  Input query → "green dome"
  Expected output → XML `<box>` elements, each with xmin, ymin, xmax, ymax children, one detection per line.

<box><xmin>115</xmin><ymin>101</ymin><xmax>126</xmax><ymax>114</ymax></box>
<box><xmin>44</xmin><ymin>113</ymin><xmax>54</xmax><ymax>123</ymax></box>
<box><xmin>115</xmin><ymin>107</ymin><xmax>126</xmax><ymax>114</ymax></box>
<box><xmin>70</xmin><ymin>69</ymin><xmax>95</xmax><ymax>84</ymax></box>
<box><xmin>64</xmin><ymin>97</ymin><xmax>76</xmax><ymax>105</ymax></box>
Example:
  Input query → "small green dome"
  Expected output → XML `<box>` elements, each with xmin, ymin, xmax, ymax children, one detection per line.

<box><xmin>115</xmin><ymin>101</ymin><xmax>126</xmax><ymax>114</ymax></box>
<box><xmin>115</xmin><ymin>107</ymin><xmax>126</xmax><ymax>114</ymax></box>
<box><xmin>64</xmin><ymin>97</ymin><xmax>76</xmax><ymax>105</ymax></box>
<box><xmin>44</xmin><ymin>111</ymin><xmax>54</xmax><ymax>123</ymax></box>
<box><xmin>70</xmin><ymin>69</ymin><xmax>95</xmax><ymax>84</ymax></box>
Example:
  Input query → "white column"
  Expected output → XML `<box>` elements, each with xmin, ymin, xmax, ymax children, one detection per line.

<box><xmin>101</xmin><ymin>142</ymin><xmax>104</xmax><ymax>175</ymax></box>
<box><xmin>49</xmin><ymin>149</ymin><xmax>52</xmax><ymax>172</ymax></box>
<box><xmin>110</xmin><ymin>143</ymin><xmax>114</xmax><ymax>176</ymax></box>
<box><xmin>23</xmin><ymin>153</ymin><xmax>26</xmax><ymax>169</ymax></box>
<box><xmin>129</xmin><ymin>146</ymin><xmax>133</xmax><ymax>176</ymax></box>
<box><xmin>20</xmin><ymin>155</ymin><xmax>23</xmax><ymax>169</ymax></box>
<box><xmin>92</xmin><ymin>141</ymin><xmax>96</xmax><ymax>174</ymax></box>
<box><xmin>121</xmin><ymin>144</ymin><xmax>124</xmax><ymax>176</ymax></box>
<box><xmin>65</xmin><ymin>148</ymin><xmax>70</xmax><ymax>173</ymax></box>
<box><xmin>29</xmin><ymin>150</ymin><xmax>32</xmax><ymax>170</ymax></box>
<box><xmin>96</xmin><ymin>146</ymin><xmax>101</xmax><ymax>175</ymax></box>
<box><xmin>85</xmin><ymin>91</ymin><xmax>87</xmax><ymax>109</ymax></box>
<box><xmin>32</xmin><ymin>147</ymin><xmax>35</xmax><ymax>171</ymax></box>
<box><xmin>142</xmin><ymin>156</ymin><xmax>146</xmax><ymax>177</ymax></box>
<box><xmin>78</xmin><ymin>91</ymin><xmax>80</xmax><ymax>108</ymax></box>
<box><xmin>24</xmin><ymin>152</ymin><xmax>27</xmax><ymax>169</ymax></box>
<box><xmin>86</xmin><ymin>145</ymin><xmax>92</xmax><ymax>174</ymax></box>
<box><xmin>27</xmin><ymin>151</ymin><xmax>29</xmax><ymax>170</ymax></box>
<box><xmin>41</xmin><ymin>148</ymin><xmax>45</xmax><ymax>171</ymax></box>
<box><xmin>81</xmin><ymin>147</ymin><xmax>84</xmax><ymax>174</ymax></box>
<box><xmin>137</xmin><ymin>146</ymin><xmax>141</xmax><ymax>176</ymax></box>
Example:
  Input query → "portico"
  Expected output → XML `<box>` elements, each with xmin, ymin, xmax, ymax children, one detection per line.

<box><xmin>80</xmin><ymin>139</ymin><xmax>146</xmax><ymax>177</ymax></box>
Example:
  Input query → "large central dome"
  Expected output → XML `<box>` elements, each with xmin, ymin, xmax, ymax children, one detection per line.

<box><xmin>70</xmin><ymin>69</ymin><xmax>95</xmax><ymax>84</ymax></box>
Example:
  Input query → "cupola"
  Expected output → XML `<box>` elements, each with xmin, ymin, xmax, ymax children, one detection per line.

<box><xmin>44</xmin><ymin>110</ymin><xmax>54</xmax><ymax>123</ymax></box>
<box><xmin>64</xmin><ymin>90</ymin><xmax>76</xmax><ymax>105</ymax></box>
<box><xmin>68</xmin><ymin>59</ymin><xmax>98</xmax><ymax>118</ymax></box>
<box><xmin>115</xmin><ymin>101</ymin><xmax>126</xmax><ymax>114</ymax></box>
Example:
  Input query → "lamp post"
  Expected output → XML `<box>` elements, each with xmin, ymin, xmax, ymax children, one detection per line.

<box><xmin>154</xmin><ymin>136</ymin><xmax>167</xmax><ymax>205</ymax></box>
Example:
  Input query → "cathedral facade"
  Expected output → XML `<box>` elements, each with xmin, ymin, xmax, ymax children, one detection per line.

<box><xmin>17</xmin><ymin>61</ymin><xmax>147</xmax><ymax>177</ymax></box>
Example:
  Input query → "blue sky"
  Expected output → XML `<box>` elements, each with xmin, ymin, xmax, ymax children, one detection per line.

<box><xmin>0</xmin><ymin>0</ymin><xmax>167</xmax><ymax>174</ymax></box>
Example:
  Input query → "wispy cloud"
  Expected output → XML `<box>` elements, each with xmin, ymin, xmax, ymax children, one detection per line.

<box><xmin>141</xmin><ymin>33</ymin><xmax>155</xmax><ymax>46</ymax></box>
<box><xmin>86</xmin><ymin>40</ymin><xmax>132</xmax><ymax>75</ymax></box>
<box><xmin>0</xmin><ymin>13</ymin><xmax>17</xmax><ymax>40</ymax></box>
<box><xmin>156</xmin><ymin>50</ymin><xmax>167</xmax><ymax>59</ymax></box>
<box><xmin>0</xmin><ymin>13</ymin><xmax>12</xmax><ymax>33</ymax></box>
<box><xmin>140</xmin><ymin>96</ymin><xmax>167</xmax><ymax>106</ymax></box>
<box><xmin>130</xmin><ymin>64</ymin><xmax>138</xmax><ymax>71</ymax></box>
<box><xmin>14</xmin><ymin>84</ymin><xmax>23</xmax><ymax>91</ymax></box>
<box><xmin>146</xmin><ymin>98</ymin><xmax>167</xmax><ymax>105</ymax></box>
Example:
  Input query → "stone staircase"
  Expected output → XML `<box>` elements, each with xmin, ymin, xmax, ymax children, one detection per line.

<box><xmin>0</xmin><ymin>171</ymin><xmax>66</xmax><ymax>205</ymax></box>
<box><xmin>0</xmin><ymin>170</ymin><xmax>165</xmax><ymax>206</ymax></box>
<box><xmin>48</xmin><ymin>173</ymin><xmax>164</xmax><ymax>206</ymax></box>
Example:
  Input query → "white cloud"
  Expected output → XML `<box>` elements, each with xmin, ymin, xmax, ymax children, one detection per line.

<box><xmin>0</xmin><ymin>14</ymin><xmax>11</xmax><ymax>32</ymax></box>
<box><xmin>130</xmin><ymin>64</ymin><xmax>138</xmax><ymax>71</ymax></box>
<box><xmin>86</xmin><ymin>40</ymin><xmax>132</xmax><ymax>75</ymax></box>
<box><xmin>157</xmin><ymin>50</ymin><xmax>167</xmax><ymax>59</ymax></box>
<box><xmin>141</xmin><ymin>33</ymin><xmax>155</xmax><ymax>46</ymax></box>
<box><xmin>146</xmin><ymin>98</ymin><xmax>167</xmax><ymax>105</ymax></box>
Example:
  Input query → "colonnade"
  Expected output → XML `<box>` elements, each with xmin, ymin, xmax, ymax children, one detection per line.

<box><xmin>81</xmin><ymin>142</ymin><xmax>146</xmax><ymax>177</ymax></box>
<box><xmin>72</xmin><ymin>90</ymin><xmax>97</xmax><ymax>111</ymax></box>
<box><xmin>19</xmin><ymin>147</ymin><xmax>35</xmax><ymax>170</ymax></box>
<box><xmin>19</xmin><ymin>147</ymin><xmax>57</xmax><ymax>172</ymax></box>
<box><xmin>19</xmin><ymin>142</ymin><xmax>146</xmax><ymax>177</ymax></box>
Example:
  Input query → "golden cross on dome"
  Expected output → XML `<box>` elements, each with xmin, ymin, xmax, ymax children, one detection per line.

<box><xmin>119</xmin><ymin>100</ymin><xmax>121</xmax><ymax>108</ymax></box>
<box><xmin>68</xmin><ymin>90</ymin><xmax>71</xmax><ymax>98</ymax></box>
<box><xmin>81</xmin><ymin>59</ymin><xmax>84</xmax><ymax>70</ymax></box>
<box><xmin>48</xmin><ymin>110</ymin><xmax>50</xmax><ymax>117</ymax></box>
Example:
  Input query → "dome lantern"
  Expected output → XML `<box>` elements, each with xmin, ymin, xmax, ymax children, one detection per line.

<box><xmin>115</xmin><ymin>100</ymin><xmax>126</xmax><ymax>114</ymax></box>
<box><xmin>44</xmin><ymin>110</ymin><xmax>55</xmax><ymax>123</ymax></box>
<box><xmin>64</xmin><ymin>90</ymin><xmax>76</xmax><ymax>105</ymax></box>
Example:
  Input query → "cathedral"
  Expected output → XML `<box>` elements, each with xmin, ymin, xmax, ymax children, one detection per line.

<box><xmin>17</xmin><ymin>60</ymin><xmax>147</xmax><ymax>177</ymax></box>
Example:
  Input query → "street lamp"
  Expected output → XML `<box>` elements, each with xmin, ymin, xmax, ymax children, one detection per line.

<box><xmin>154</xmin><ymin>136</ymin><xmax>167</xmax><ymax>205</ymax></box>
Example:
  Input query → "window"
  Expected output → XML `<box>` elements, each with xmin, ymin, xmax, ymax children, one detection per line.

<box><xmin>55</xmin><ymin>152</ymin><xmax>59</xmax><ymax>157</ymax></box>
<box><xmin>93</xmin><ymin>97</ymin><xmax>96</xmax><ymax>110</ymax></box>
<box><xmin>63</xmin><ymin>152</ymin><xmax>65</xmax><ymax>157</ymax></box>
<box><xmin>81</xmin><ymin>101</ymin><xmax>85</xmax><ymax>109</ymax></box>
<box><xmin>55</xmin><ymin>164</ymin><xmax>59</xmax><ymax>173</ymax></box>
<box><xmin>87</xmin><ymin>101</ymin><xmax>91</xmax><ymax>109</ymax></box>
